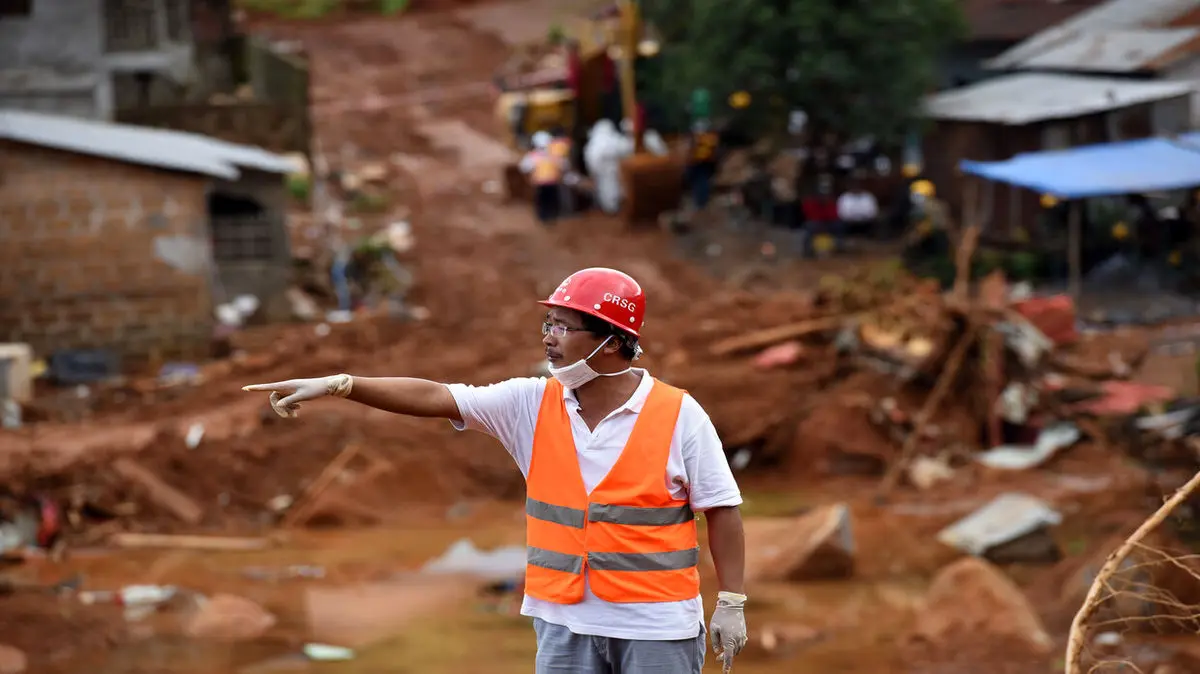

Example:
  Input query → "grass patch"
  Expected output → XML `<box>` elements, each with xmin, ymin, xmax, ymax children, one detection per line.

<box><xmin>349</xmin><ymin>191</ymin><xmax>390</xmax><ymax>214</ymax></box>
<box><xmin>286</xmin><ymin>173</ymin><xmax>312</xmax><ymax>202</ymax></box>
<box><xmin>237</xmin><ymin>0</ymin><xmax>410</xmax><ymax>19</ymax></box>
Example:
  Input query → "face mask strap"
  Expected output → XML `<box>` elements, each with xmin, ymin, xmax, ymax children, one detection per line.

<box><xmin>584</xmin><ymin>335</ymin><xmax>612</xmax><ymax>361</ymax></box>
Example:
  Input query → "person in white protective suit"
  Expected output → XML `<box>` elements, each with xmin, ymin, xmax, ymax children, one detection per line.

<box><xmin>584</xmin><ymin>119</ymin><xmax>634</xmax><ymax>215</ymax></box>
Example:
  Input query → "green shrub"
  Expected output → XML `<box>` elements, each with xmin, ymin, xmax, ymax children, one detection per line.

<box><xmin>381</xmin><ymin>0</ymin><xmax>409</xmax><ymax>15</ymax></box>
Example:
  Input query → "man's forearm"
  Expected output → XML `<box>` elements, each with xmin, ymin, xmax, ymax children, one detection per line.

<box><xmin>705</xmin><ymin>505</ymin><xmax>746</xmax><ymax>594</ymax></box>
<box><xmin>343</xmin><ymin>376</ymin><xmax>461</xmax><ymax>421</ymax></box>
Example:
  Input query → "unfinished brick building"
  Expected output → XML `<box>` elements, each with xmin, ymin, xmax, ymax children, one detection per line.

<box><xmin>0</xmin><ymin>109</ymin><xmax>293</xmax><ymax>368</ymax></box>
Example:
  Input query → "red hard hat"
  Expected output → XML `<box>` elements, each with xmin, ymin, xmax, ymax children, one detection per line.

<box><xmin>540</xmin><ymin>267</ymin><xmax>645</xmax><ymax>336</ymax></box>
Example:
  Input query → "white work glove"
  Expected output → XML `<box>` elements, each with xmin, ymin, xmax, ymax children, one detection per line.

<box><xmin>241</xmin><ymin>374</ymin><xmax>353</xmax><ymax>418</ymax></box>
<box><xmin>709</xmin><ymin>591</ymin><xmax>748</xmax><ymax>672</ymax></box>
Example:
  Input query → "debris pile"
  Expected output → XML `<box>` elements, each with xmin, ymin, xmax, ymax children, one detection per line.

<box><xmin>686</xmin><ymin>260</ymin><xmax>1189</xmax><ymax>492</ymax></box>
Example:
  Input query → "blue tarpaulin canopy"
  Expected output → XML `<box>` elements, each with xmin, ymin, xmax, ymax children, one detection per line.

<box><xmin>959</xmin><ymin>136</ymin><xmax>1200</xmax><ymax>198</ymax></box>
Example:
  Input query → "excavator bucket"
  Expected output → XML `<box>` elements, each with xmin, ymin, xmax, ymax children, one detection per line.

<box><xmin>620</xmin><ymin>152</ymin><xmax>684</xmax><ymax>225</ymax></box>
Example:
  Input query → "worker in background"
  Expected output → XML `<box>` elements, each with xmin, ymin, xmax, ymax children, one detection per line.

<box><xmin>902</xmin><ymin>179</ymin><xmax>954</xmax><ymax>283</ymax></box>
<box><xmin>836</xmin><ymin>176</ymin><xmax>879</xmax><ymax>246</ymax></box>
<box><xmin>520</xmin><ymin>130</ymin><xmax>567</xmax><ymax>225</ymax></box>
<box><xmin>584</xmin><ymin>119</ymin><xmax>633</xmax><ymax>214</ymax></box>
<box><xmin>801</xmin><ymin>175</ymin><xmax>839</xmax><ymax>257</ymax></box>
<box><xmin>548</xmin><ymin>126</ymin><xmax>575</xmax><ymax>217</ymax></box>
<box><xmin>685</xmin><ymin>118</ymin><xmax>720</xmax><ymax>211</ymax></box>
<box><xmin>242</xmin><ymin>267</ymin><xmax>749</xmax><ymax>674</ymax></box>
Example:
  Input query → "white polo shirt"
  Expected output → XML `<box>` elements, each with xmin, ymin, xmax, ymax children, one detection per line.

<box><xmin>446</xmin><ymin>369</ymin><xmax>742</xmax><ymax>641</ymax></box>
<box><xmin>837</xmin><ymin>190</ymin><xmax>879</xmax><ymax>222</ymax></box>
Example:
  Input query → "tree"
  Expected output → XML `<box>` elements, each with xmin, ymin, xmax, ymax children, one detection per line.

<box><xmin>639</xmin><ymin>0</ymin><xmax>965</xmax><ymax>145</ymax></box>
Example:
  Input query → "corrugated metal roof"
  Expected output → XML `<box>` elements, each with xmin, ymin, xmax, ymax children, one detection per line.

<box><xmin>0</xmin><ymin>109</ymin><xmax>293</xmax><ymax>180</ymax></box>
<box><xmin>1016</xmin><ymin>27</ymin><xmax>1200</xmax><ymax>71</ymax></box>
<box><xmin>925</xmin><ymin>72</ymin><xmax>1195</xmax><ymax>125</ymax></box>
<box><xmin>988</xmin><ymin>0</ymin><xmax>1200</xmax><ymax>69</ymax></box>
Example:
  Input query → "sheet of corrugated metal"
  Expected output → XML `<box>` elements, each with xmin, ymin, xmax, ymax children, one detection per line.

<box><xmin>987</xmin><ymin>0</ymin><xmax>1200</xmax><ymax>69</ymax></box>
<box><xmin>924</xmin><ymin>72</ymin><xmax>1195</xmax><ymax>125</ymax></box>
<box><xmin>0</xmin><ymin>109</ymin><xmax>293</xmax><ymax>179</ymax></box>
<box><xmin>1018</xmin><ymin>27</ymin><xmax>1200</xmax><ymax>72</ymax></box>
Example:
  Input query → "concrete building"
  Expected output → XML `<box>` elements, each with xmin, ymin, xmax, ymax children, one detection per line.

<box><xmin>0</xmin><ymin>109</ymin><xmax>294</xmax><ymax>366</ymax></box>
<box><xmin>0</xmin><ymin>0</ymin><xmax>198</xmax><ymax>120</ymax></box>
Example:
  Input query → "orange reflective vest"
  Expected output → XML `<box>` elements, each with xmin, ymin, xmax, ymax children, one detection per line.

<box><xmin>691</xmin><ymin>132</ymin><xmax>718</xmax><ymax>162</ymax></box>
<box><xmin>549</xmin><ymin>137</ymin><xmax>571</xmax><ymax>159</ymax></box>
<box><xmin>524</xmin><ymin>378</ymin><xmax>700</xmax><ymax>605</ymax></box>
<box><xmin>529</xmin><ymin>151</ymin><xmax>563</xmax><ymax>185</ymax></box>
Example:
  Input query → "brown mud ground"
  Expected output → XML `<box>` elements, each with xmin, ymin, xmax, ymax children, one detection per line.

<box><xmin>0</xmin><ymin>1</ymin><xmax>1190</xmax><ymax>672</ymax></box>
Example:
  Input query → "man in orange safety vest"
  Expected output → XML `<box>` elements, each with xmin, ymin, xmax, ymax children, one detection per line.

<box><xmin>242</xmin><ymin>267</ymin><xmax>749</xmax><ymax>674</ymax></box>
<box><xmin>521</xmin><ymin>130</ymin><xmax>567</xmax><ymax>225</ymax></box>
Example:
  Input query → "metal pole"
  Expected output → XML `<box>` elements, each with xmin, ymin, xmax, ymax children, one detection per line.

<box><xmin>1068</xmin><ymin>202</ymin><xmax>1081</xmax><ymax>298</ymax></box>
<box><xmin>616</xmin><ymin>0</ymin><xmax>643</xmax><ymax>152</ymax></box>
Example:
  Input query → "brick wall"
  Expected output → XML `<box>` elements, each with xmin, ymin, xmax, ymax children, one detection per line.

<box><xmin>0</xmin><ymin>140</ymin><xmax>215</xmax><ymax>367</ymax></box>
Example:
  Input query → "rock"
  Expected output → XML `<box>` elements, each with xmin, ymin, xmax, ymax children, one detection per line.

<box><xmin>745</xmin><ymin>504</ymin><xmax>855</xmax><ymax>582</ymax></box>
<box><xmin>937</xmin><ymin>492</ymin><xmax>1062</xmax><ymax>564</ymax></box>
<box><xmin>184</xmin><ymin>594</ymin><xmax>276</xmax><ymax>641</ymax></box>
<box><xmin>982</xmin><ymin>526</ymin><xmax>1060</xmax><ymax>565</ymax></box>
<box><xmin>917</xmin><ymin>557</ymin><xmax>1052</xmax><ymax>653</ymax></box>
<box><xmin>0</xmin><ymin>644</ymin><xmax>26</xmax><ymax>674</ymax></box>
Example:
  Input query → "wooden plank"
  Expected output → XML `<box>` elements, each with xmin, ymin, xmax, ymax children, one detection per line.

<box><xmin>109</xmin><ymin>533</ymin><xmax>273</xmax><ymax>552</ymax></box>
<box><xmin>112</xmin><ymin>458</ymin><xmax>203</xmax><ymax>524</ymax></box>
<box><xmin>708</xmin><ymin>316</ymin><xmax>849</xmax><ymax>357</ymax></box>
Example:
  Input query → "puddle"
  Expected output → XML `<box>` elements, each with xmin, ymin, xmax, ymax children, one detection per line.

<box><xmin>3</xmin><ymin>490</ymin><xmax>1100</xmax><ymax>674</ymax></box>
<box><xmin>3</xmin><ymin>505</ymin><xmax>528</xmax><ymax>674</ymax></box>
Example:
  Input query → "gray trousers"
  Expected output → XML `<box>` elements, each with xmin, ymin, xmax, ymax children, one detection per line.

<box><xmin>533</xmin><ymin>617</ymin><xmax>706</xmax><ymax>674</ymax></box>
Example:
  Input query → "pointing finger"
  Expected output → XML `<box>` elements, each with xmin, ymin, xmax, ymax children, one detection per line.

<box><xmin>241</xmin><ymin>381</ymin><xmax>294</xmax><ymax>392</ymax></box>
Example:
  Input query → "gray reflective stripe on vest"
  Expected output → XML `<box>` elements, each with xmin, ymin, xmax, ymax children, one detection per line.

<box><xmin>528</xmin><ymin>546</ymin><xmax>584</xmax><ymax>574</ymax></box>
<box><xmin>588</xmin><ymin>547</ymin><xmax>701</xmax><ymax>572</ymax></box>
<box><xmin>588</xmin><ymin>503</ymin><xmax>694</xmax><ymax>526</ymax></box>
<box><xmin>528</xmin><ymin>547</ymin><xmax>700</xmax><ymax>574</ymax></box>
<box><xmin>526</xmin><ymin>497</ymin><xmax>586</xmax><ymax>529</ymax></box>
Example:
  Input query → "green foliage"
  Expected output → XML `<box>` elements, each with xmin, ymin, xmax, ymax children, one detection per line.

<box><xmin>350</xmin><ymin>191</ymin><xmax>390</xmax><ymax>214</ymax></box>
<box><xmin>380</xmin><ymin>0</ymin><xmax>410</xmax><ymax>14</ymax></box>
<box><xmin>547</xmin><ymin>21</ymin><xmax>566</xmax><ymax>45</ymax></box>
<box><xmin>238</xmin><ymin>0</ymin><xmax>339</xmax><ymax>18</ymax></box>
<box><xmin>1006</xmin><ymin>251</ymin><xmax>1040</xmax><ymax>281</ymax></box>
<box><xmin>381</xmin><ymin>0</ymin><xmax>410</xmax><ymax>14</ymax></box>
<box><xmin>640</xmin><ymin>0</ymin><xmax>966</xmax><ymax>144</ymax></box>
<box><xmin>286</xmin><ymin>173</ymin><xmax>312</xmax><ymax>202</ymax></box>
<box><xmin>238</xmin><ymin>0</ymin><xmax>408</xmax><ymax>19</ymax></box>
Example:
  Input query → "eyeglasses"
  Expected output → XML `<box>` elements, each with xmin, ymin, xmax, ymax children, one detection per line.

<box><xmin>542</xmin><ymin>322</ymin><xmax>587</xmax><ymax>338</ymax></box>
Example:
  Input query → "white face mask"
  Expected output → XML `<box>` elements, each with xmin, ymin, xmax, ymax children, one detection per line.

<box><xmin>547</xmin><ymin>336</ymin><xmax>632</xmax><ymax>389</ymax></box>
